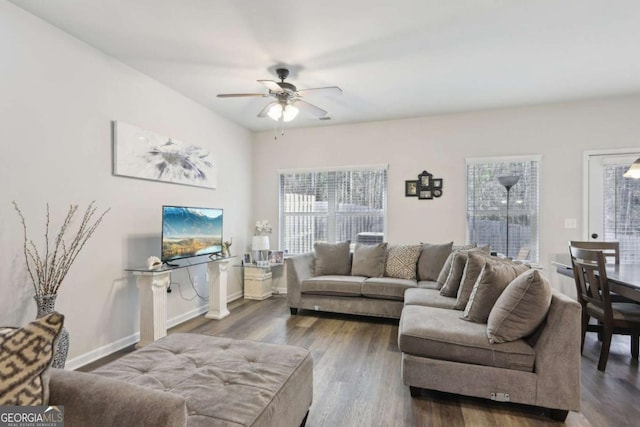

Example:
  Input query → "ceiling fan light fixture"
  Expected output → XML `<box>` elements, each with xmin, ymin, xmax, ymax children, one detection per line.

<box><xmin>267</xmin><ymin>103</ymin><xmax>299</xmax><ymax>122</ymax></box>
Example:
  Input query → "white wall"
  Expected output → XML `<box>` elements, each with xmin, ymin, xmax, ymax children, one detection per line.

<box><xmin>253</xmin><ymin>94</ymin><xmax>640</xmax><ymax>291</ymax></box>
<box><xmin>0</xmin><ymin>2</ymin><xmax>253</xmax><ymax>367</ymax></box>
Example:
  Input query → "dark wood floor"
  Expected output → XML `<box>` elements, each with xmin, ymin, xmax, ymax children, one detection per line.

<box><xmin>81</xmin><ymin>296</ymin><xmax>640</xmax><ymax>427</ymax></box>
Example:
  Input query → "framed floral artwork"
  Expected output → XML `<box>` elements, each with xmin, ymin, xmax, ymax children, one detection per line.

<box><xmin>112</xmin><ymin>120</ymin><xmax>217</xmax><ymax>189</ymax></box>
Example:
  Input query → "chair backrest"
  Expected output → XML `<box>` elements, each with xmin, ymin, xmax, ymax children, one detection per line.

<box><xmin>569</xmin><ymin>246</ymin><xmax>613</xmax><ymax>319</ymax></box>
<box><xmin>569</xmin><ymin>241</ymin><xmax>619</xmax><ymax>264</ymax></box>
<box><xmin>515</xmin><ymin>247</ymin><xmax>530</xmax><ymax>261</ymax></box>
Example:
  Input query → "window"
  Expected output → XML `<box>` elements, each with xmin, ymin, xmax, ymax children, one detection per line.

<box><xmin>279</xmin><ymin>165</ymin><xmax>387</xmax><ymax>254</ymax></box>
<box><xmin>466</xmin><ymin>156</ymin><xmax>540</xmax><ymax>261</ymax></box>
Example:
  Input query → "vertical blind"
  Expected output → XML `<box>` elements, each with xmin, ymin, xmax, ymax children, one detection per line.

<box><xmin>603</xmin><ymin>159</ymin><xmax>640</xmax><ymax>263</ymax></box>
<box><xmin>466</xmin><ymin>156</ymin><xmax>540</xmax><ymax>261</ymax></box>
<box><xmin>279</xmin><ymin>166</ymin><xmax>387</xmax><ymax>254</ymax></box>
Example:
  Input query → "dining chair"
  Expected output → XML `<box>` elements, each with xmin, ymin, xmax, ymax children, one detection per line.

<box><xmin>569</xmin><ymin>246</ymin><xmax>640</xmax><ymax>371</ymax></box>
<box><xmin>569</xmin><ymin>240</ymin><xmax>634</xmax><ymax>304</ymax></box>
<box><xmin>569</xmin><ymin>241</ymin><xmax>620</xmax><ymax>264</ymax></box>
<box><xmin>515</xmin><ymin>247</ymin><xmax>530</xmax><ymax>261</ymax></box>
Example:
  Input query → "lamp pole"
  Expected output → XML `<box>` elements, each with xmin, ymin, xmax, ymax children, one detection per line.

<box><xmin>498</xmin><ymin>176</ymin><xmax>520</xmax><ymax>258</ymax></box>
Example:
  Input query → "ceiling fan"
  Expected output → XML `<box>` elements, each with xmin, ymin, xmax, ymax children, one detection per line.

<box><xmin>216</xmin><ymin>68</ymin><xmax>342</xmax><ymax>122</ymax></box>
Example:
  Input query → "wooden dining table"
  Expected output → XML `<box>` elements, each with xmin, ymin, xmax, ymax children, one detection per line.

<box><xmin>553</xmin><ymin>255</ymin><xmax>640</xmax><ymax>303</ymax></box>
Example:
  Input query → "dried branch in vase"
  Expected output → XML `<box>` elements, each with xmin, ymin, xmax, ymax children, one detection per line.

<box><xmin>13</xmin><ymin>201</ymin><xmax>110</xmax><ymax>297</ymax></box>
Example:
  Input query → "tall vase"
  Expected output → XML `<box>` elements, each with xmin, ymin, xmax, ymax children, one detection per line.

<box><xmin>34</xmin><ymin>294</ymin><xmax>69</xmax><ymax>369</ymax></box>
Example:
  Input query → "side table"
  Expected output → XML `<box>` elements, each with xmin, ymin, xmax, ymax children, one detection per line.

<box><xmin>238</xmin><ymin>263</ymin><xmax>284</xmax><ymax>300</ymax></box>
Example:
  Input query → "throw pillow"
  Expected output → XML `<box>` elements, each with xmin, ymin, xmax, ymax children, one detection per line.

<box><xmin>314</xmin><ymin>241</ymin><xmax>351</xmax><ymax>276</ymax></box>
<box><xmin>487</xmin><ymin>269</ymin><xmax>552</xmax><ymax>344</ymax></box>
<box><xmin>453</xmin><ymin>252</ymin><xmax>500</xmax><ymax>310</ymax></box>
<box><xmin>351</xmin><ymin>242</ymin><xmax>388</xmax><ymax>277</ymax></box>
<box><xmin>436</xmin><ymin>251</ymin><xmax>456</xmax><ymax>286</ymax></box>
<box><xmin>462</xmin><ymin>261</ymin><xmax>530</xmax><ymax>323</ymax></box>
<box><xmin>0</xmin><ymin>312</ymin><xmax>64</xmax><ymax>405</ymax></box>
<box><xmin>416</xmin><ymin>241</ymin><xmax>453</xmax><ymax>281</ymax></box>
<box><xmin>384</xmin><ymin>244</ymin><xmax>422</xmax><ymax>280</ymax></box>
<box><xmin>439</xmin><ymin>251</ymin><xmax>469</xmax><ymax>297</ymax></box>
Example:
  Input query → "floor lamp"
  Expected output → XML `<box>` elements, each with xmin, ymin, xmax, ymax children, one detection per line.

<box><xmin>498</xmin><ymin>175</ymin><xmax>520</xmax><ymax>258</ymax></box>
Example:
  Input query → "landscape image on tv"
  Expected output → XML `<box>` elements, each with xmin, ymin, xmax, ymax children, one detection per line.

<box><xmin>162</xmin><ymin>206</ymin><xmax>223</xmax><ymax>262</ymax></box>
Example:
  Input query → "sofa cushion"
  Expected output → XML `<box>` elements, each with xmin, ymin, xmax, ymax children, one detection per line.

<box><xmin>417</xmin><ymin>280</ymin><xmax>441</xmax><ymax>290</ymax></box>
<box><xmin>384</xmin><ymin>244</ymin><xmax>422</xmax><ymax>280</ymax></box>
<box><xmin>301</xmin><ymin>275</ymin><xmax>365</xmax><ymax>296</ymax></box>
<box><xmin>487</xmin><ymin>269</ymin><xmax>552</xmax><ymax>344</ymax></box>
<box><xmin>403</xmin><ymin>288</ymin><xmax>456</xmax><ymax>309</ymax></box>
<box><xmin>399</xmin><ymin>305</ymin><xmax>535</xmax><ymax>372</ymax></box>
<box><xmin>314</xmin><ymin>241</ymin><xmax>351</xmax><ymax>276</ymax></box>
<box><xmin>362</xmin><ymin>277</ymin><xmax>417</xmax><ymax>300</ymax></box>
<box><xmin>351</xmin><ymin>242</ymin><xmax>387</xmax><ymax>277</ymax></box>
<box><xmin>463</xmin><ymin>261</ymin><xmax>530</xmax><ymax>323</ymax></box>
<box><xmin>0</xmin><ymin>312</ymin><xmax>64</xmax><ymax>405</ymax></box>
<box><xmin>417</xmin><ymin>242</ymin><xmax>453</xmax><ymax>282</ymax></box>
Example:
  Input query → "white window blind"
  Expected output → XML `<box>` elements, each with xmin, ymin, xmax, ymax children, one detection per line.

<box><xmin>279</xmin><ymin>166</ymin><xmax>387</xmax><ymax>254</ymax></box>
<box><xmin>466</xmin><ymin>156</ymin><xmax>540</xmax><ymax>261</ymax></box>
<box><xmin>603</xmin><ymin>160</ymin><xmax>640</xmax><ymax>263</ymax></box>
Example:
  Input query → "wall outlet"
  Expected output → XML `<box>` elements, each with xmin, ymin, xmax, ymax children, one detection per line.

<box><xmin>564</xmin><ymin>218</ymin><xmax>577</xmax><ymax>229</ymax></box>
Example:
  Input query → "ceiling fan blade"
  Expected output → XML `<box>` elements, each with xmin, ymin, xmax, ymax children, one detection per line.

<box><xmin>297</xmin><ymin>86</ymin><xmax>343</xmax><ymax>97</ymax></box>
<box><xmin>293</xmin><ymin>100</ymin><xmax>328</xmax><ymax>118</ymax></box>
<box><xmin>258</xmin><ymin>80</ymin><xmax>284</xmax><ymax>93</ymax></box>
<box><xmin>257</xmin><ymin>101</ymin><xmax>278</xmax><ymax>118</ymax></box>
<box><xmin>216</xmin><ymin>93</ymin><xmax>266</xmax><ymax>98</ymax></box>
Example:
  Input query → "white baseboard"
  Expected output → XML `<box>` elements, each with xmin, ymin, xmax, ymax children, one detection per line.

<box><xmin>273</xmin><ymin>287</ymin><xmax>287</xmax><ymax>295</ymax></box>
<box><xmin>65</xmin><ymin>332</ymin><xmax>139</xmax><ymax>371</ymax></box>
<box><xmin>67</xmin><ymin>294</ymin><xmax>241</xmax><ymax>370</ymax></box>
<box><xmin>228</xmin><ymin>290</ymin><xmax>243</xmax><ymax>302</ymax></box>
<box><xmin>167</xmin><ymin>305</ymin><xmax>208</xmax><ymax>329</ymax></box>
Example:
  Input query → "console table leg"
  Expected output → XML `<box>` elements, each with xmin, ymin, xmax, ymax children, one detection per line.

<box><xmin>206</xmin><ymin>259</ymin><xmax>231</xmax><ymax>319</ymax></box>
<box><xmin>135</xmin><ymin>272</ymin><xmax>170</xmax><ymax>348</ymax></box>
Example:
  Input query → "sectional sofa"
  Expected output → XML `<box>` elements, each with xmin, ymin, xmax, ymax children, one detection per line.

<box><xmin>285</xmin><ymin>241</ymin><xmax>581</xmax><ymax>421</ymax></box>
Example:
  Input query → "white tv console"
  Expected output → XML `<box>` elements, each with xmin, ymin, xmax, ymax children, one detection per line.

<box><xmin>125</xmin><ymin>256</ymin><xmax>235</xmax><ymax>348</ymax></box>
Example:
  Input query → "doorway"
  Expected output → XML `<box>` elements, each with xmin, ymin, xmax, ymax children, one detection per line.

<box><xmin>586</xmin><ymin>150</ymin><xmax>640</xmax><ymax>263</ymax></box>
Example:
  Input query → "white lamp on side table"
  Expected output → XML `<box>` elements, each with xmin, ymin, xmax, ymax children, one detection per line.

<box><xmin>252</xmin><ymin>235</ymin><xmax>270</xmax><ymax>267</ymax></box>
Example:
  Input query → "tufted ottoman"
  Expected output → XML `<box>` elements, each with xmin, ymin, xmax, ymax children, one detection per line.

<box><xmin>91</xmin><ymin>333</ymin><xmax>313</xmax><ymax>427</ymax></box>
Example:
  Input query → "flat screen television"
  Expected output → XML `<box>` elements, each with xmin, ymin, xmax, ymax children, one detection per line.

<box><xmin>161</xmin><ymin>205</ymin><xmax>223</xmax><ymax>263</ymax></box>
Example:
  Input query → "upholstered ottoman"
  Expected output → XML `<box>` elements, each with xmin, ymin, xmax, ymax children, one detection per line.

<box><xmin>90</xmin><ymin>333</ymin><xmax>313</xmax><ymax>427</ymax></box>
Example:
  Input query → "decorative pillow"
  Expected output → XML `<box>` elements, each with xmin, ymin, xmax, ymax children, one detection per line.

<box><xmin>314</xmin><ymin>241</ymin><xmax>351</xmax><ymax>276</ymax></box>
<box><xmin>487</xmin><ymin>269</ymin><xmax>552</xmax><ymax>344</ymax></box>
<box><xmin>437</xmin><ymin>245</ymin><xmax>490</xmax><ymax>286</ymax></box>
<box><xmin>452</xmin><ymin>243</ymin><xmax>477</xmax><ymax>251</ymax></box>
<box><xmin>439</xmin><ymin>251</ymin><xmax>469</xmax><ymax>297</ymax></box>
<box><xmin>453</xmin><ymin>252</ymin><xmax>501</xmax><ymax>310</ymax></box>
<box><xmin>0</xmin><ymin>312</ymin><xmax>64</xmax><ymax>405</ymax></box>
<box><xmin>351</xmin><ymin>242</ymin><xmax>388</xmax><ymax>277</ymax></box>
<box><xmin>384</xmin><ymin>244</ymin><xmax>422</xmax><ymax>280</ymax></box>
<box><xmin>462</xmin><ymin>261</ymin><xmax>530</xmax><ymax>323</ymax></box>
<box><xmin>436</xmin><ymin>251</ymin><xmax>456</xmax><ymax>286</ymax></box>
<box><xmin>417</xmin><ymin>242</ymin><xmax>453</xmax><ymax>281</ymax></box>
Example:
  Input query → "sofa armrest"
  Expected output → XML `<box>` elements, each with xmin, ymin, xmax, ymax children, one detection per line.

<box><xmin>49</xmin><ymin>369</ymin><xmax>187</xmax><ymax>427</ymax></box>
<box><xmin>286</xmin><ymin>252</ymin><xmax>315</xmax><ymax>308</ymax></box>
<box><xmin>530</xmin><ymin>291</ymin><xmax>582</xmax><ymax>411</ymax></box>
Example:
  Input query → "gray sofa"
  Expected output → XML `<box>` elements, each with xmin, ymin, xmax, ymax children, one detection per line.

<box><xmin>286</xmin><ymin>243</ymin><xmax>582</xmax><ymax>421</ymax></box>
<box><xmin>48</xmin><ymin>333</ymin><xmax>313</xmax><ymax>427</ymax></box>
<box><xmin>286</xmin><ymin>242</ymin><xmax>456</xmax><ymax>319</ymax></box>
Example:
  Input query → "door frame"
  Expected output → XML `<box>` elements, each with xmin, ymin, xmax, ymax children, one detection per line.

<box><xmin>583</xmin><ymin>148</ymin><xmax>640</xmax><ymax>240</ymax></box>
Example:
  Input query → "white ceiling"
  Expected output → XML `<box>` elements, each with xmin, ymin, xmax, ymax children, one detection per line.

<box><xmin>10</xmin><ymin>0</ymin><xmax>640</xmax><ymax>131</ymax></box>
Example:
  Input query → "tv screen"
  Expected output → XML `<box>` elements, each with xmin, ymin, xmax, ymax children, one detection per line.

<box><xmin>161</xmin><ymin>205</ymin><xmax>223</xmax><ymax>262</ymax></box>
